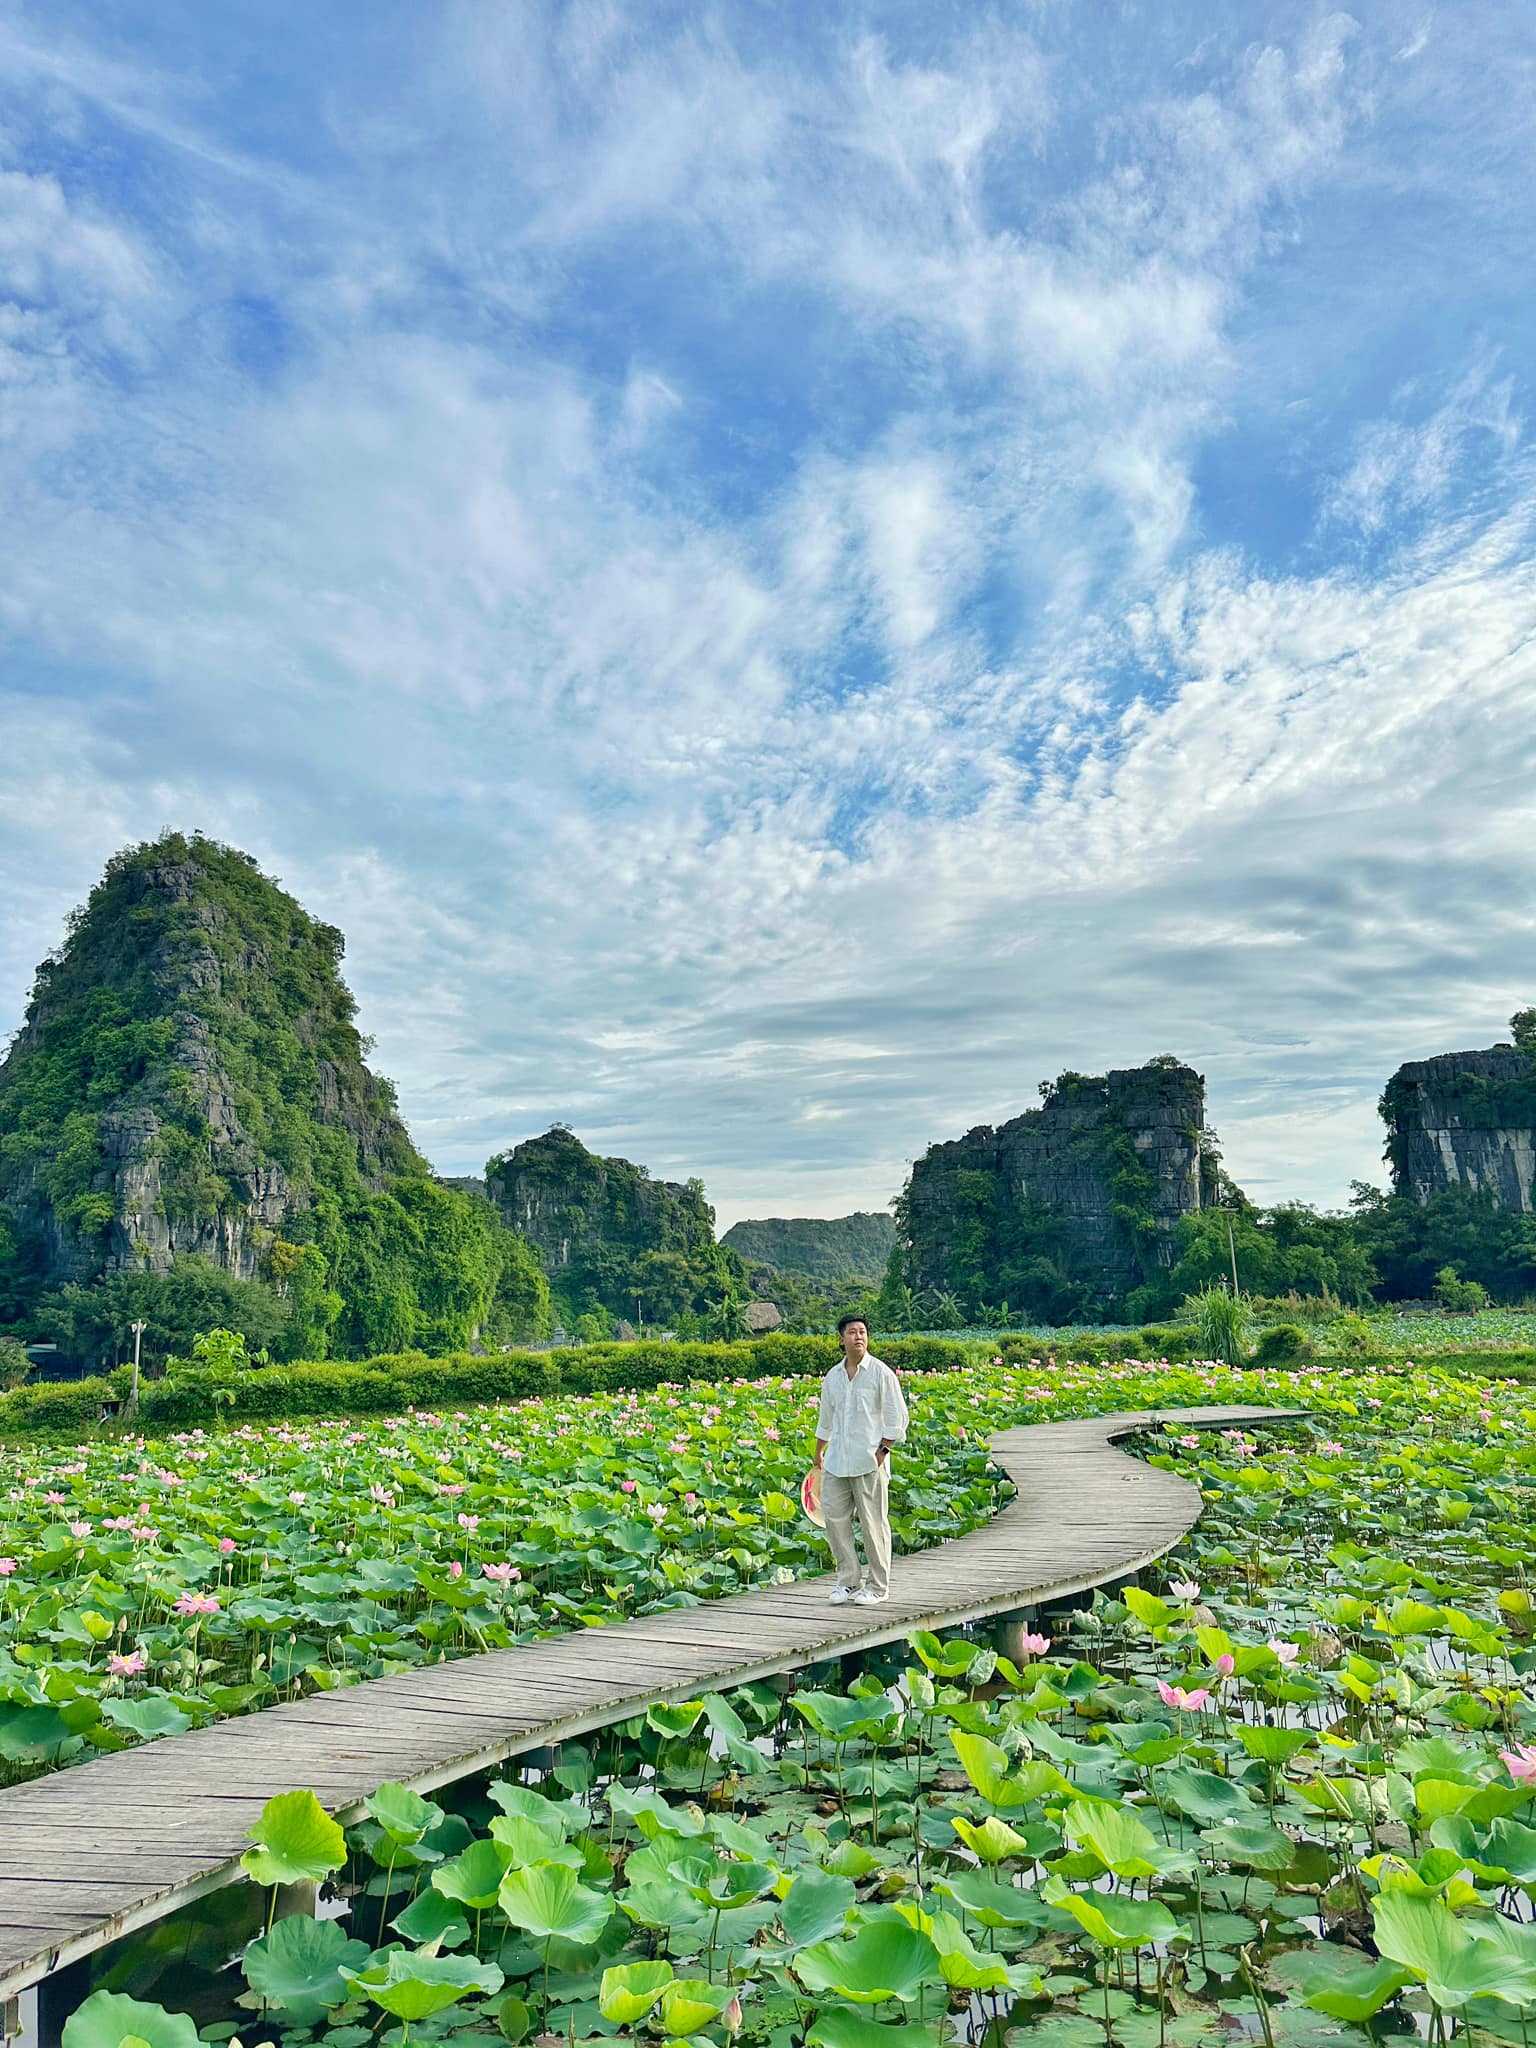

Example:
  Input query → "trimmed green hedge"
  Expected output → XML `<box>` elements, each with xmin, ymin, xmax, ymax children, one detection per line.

<box><xmin>0</xmin><ymin>1333</ymin><xmax>989</xmax><ymax>1437</ymax></box>
<box><xmin>2</xmin><ymin>1330</ymin><xmax>1533</xmax><ymax>1437</ymax></box>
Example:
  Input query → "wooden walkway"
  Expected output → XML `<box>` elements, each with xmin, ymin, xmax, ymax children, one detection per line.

<box><xmin>0</xmin><ymin>1404</ymin><xmax>1299</xmax><ymax>2001</ymax></box>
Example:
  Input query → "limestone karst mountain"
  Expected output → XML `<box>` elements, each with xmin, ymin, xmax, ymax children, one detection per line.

<box><xmin>1381</xmin><ymin>1043</ymin><xmax>1536</xmax><ymax>1213</ymax></box>
<box><xmin>0</xmin><ymin>833</ymin><xmax>547</xmax><ymax>1358</ymax></box>
<box><xmin>486</xmin><ymin>1125</ymin><xmax>742</xmax><ymax>1326</ymax></box>
<box><xmin>894</xmin><ymin>1059</ymin><xmax>1225</xmax><ymax>1321</ymax></box>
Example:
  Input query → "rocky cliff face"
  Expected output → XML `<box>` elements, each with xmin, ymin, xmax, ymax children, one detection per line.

<box><xmin>902</xmin><ymin>1060</ymin><xmax>1215</xmax><ymax>1308</ymax></box>
<box><xmin>0</xmin><ymin>833</ymin><xmax>424</xmax><ymax>1291</ymax></box>
<box><xmin>1382</xmin><ymin>1045</ymin><xmax>1536</xmax><ymax>1212</ymax></box>
<box><xmin>487</xmin><ymin>1127</ymin><xmax>709</xmax><ymax>1271</ymax></box>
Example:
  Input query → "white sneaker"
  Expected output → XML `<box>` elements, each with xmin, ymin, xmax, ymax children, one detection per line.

<box><xmin>853</xmin><ymin>1588</ymin><xmax>887</xmax><ymax>1606</ymax></box>
<box><xmin>828</xmin><ymin>1585</ymin><xmax>853</xmax><ymax>1605</ymax></box>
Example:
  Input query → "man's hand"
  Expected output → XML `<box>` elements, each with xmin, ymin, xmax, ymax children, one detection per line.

<box><xmin>876</xmin><ymin>1443</ymin><xmax>891</xmax><ymax>1466</ymax></box>
<box><xmin>812</xmin><ymin>1449</ymin><xmax>824</xmax><ymax>1469</ymax></box>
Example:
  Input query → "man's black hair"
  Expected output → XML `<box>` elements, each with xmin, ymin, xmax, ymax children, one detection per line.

<box><xmin>837</xmin><ymin>1313</ymin><xmax>870</xmax><ymax>1336</ymax></box>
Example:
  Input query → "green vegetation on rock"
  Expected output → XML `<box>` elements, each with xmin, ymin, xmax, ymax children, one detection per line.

<box><xmin>487</xmin><ymin>1125</ymin><xmax>744</xmax><ymax>1329</ymax></box>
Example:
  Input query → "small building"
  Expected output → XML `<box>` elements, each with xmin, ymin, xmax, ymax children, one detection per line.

<box><xmin>744</xmin><ymin>1301</ymin><xmax>783</xmax><ymax>1333</ymax></box>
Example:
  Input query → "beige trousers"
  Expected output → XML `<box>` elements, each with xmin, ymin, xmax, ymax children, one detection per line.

<box><xmin>822</xmin><ymin>1463</ymin><xmax>892</xmax><ymax>1596</ymax></box>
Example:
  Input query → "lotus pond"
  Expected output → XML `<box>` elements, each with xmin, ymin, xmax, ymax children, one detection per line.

<box><xmin>0</xmin><ymin>1354</ymin><xmax>1526</xmax><ymax>1774</ymax></box>
<box><xmin>27</xmin><ymin>1351</ymin><xmax>1536</xmax><ymax>2048</ymax></box>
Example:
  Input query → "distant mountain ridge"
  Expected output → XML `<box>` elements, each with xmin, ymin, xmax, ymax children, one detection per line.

<box><xmin>722</xmin><ymin>1211</ymin><xmax>895</xmax><ymax>1282</ymax></box>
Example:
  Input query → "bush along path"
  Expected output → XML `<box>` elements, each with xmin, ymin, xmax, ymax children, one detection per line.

<box><xmin>50</xmin><ymin>1372</ymin><xmax>1536</xmax><ymax>2048</ymax></box>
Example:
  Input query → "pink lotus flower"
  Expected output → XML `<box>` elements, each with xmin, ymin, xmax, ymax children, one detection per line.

<box><xmin>287</xmin><ymin>1491</ymin><xmax>307</xmax><ymax>1506</ymax></box>
<box><xmin>131</xmin><ymin>1526</ymin><xmax>159</xmax><ymax>1543</ymax></box>
<box><xmin>1214</xmin><ymin>1653</ymin><xmax>1236</xmax><ymax>1678</ymax></box>
<box><xmin>482</xmin><ymin>1562</ymin><xmax>519</xmax><ymax>1583</ymax></box>
<box><xmin>1318</xmin><ymin>1440</ymin><xmax>1345</xmax><ymax>1455</ymax></box>
<box><xmin>1268</xmin><ymin>1639</ymin><xmax>1301</xmax><ymax>1665</ymax></box>
<box><xmin>1017</xmin><ymin>1632</ymin><xmax>1051</xmax><ymax>1657</ymax></box>
<box><xmin>1157</xmin><ymin>1680</ymin><xmax>1212</xmax><ymax>1712</ymax></box>
<box><xmin>1169</xmin><ymin>1579</ymin><xmax>1201</xmax><ymax>1601</ymax></box>
<box><xmin>0</xmin><ymin>1559</ymin><xmax>17</xmax><ymax>1576</ymax></box>
<box><xmin>447</xmin><ymin>1560</ymin><xmax>464</xmax><ymax>1580</ymax></box>
<box><xmin>1177</xmin><ymin>1434</ymin><xmax>1201</xmax><ymax>1449</ymax></box>
<box><xmin>722</xmin><ymin>1997</ymin><xmax>742</xmax><ymax>2035</ymax></box>
<box><xmin>108</xmin><ymin>1649</ymin><xmax>147</xmax><ymax>1677</ymax></box>
<box><xmin>218</xmin><ymin>1536</ymin><xmax>236</xmax><ymax>1554</ymax></box>
<box><xmin>173</xmin><ymin>1593</ymin><xmax>220</xmax><ymax>1617</ymax></box>
<box><xmin>68</xmin><ymin>1521</ymin><xmax>91</xmax><ymax>1539</ymax></box>
<box><xmin>620</xmin><ymin>1479</ymin><xmax>637</xmax><ymax>1494</ymax></box>
<box><xmin>646</xmin><ymin>1502</ymin><xmax>667</xmax><ymax>1523</ymax></box>
<box><xmin>44</xmin><ymin>1491</ymin><xmax>65</xmax><ymax>1506</ymax></box>
<box><xmin>457</xmin><ymin>1512</ymin><xmax>480</xmax><ymax>1531</ymax></box>
<box><xmin>683</xmin><ymin>1492</ymin><xmax>698</xmax><ymax>1507</ymax></box>
<box><xmin>1500</xmin><ymin>1744</ymin><xmax>1536</xmax><ymax>1785</ymax></box>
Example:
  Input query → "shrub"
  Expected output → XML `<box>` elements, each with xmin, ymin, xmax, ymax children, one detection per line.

<box><xmin>1184</xmin><ymin>1286</ymin><xmax>1251</xmax><ymax>1366</ymax></box>
<box><xmin>0</xmin><ymin>1376</ymin><xmax>117</xmax><ymax>1430</ymax></box>
<box><xmin>1434</xmin><ymin>1265</ymin><xmax>1491</xmax><ymax>1315</ymax></box>
<box><xmin>0</xmin><ymin>1335</ymin><xmax>29</xmax><ymax>1390</ymax></box>
<box><xmin>1253</xmin><ymin>1322</ymin><xmax>1315</xmax><ymax>1364</ymax></box>
<box><xmin>1331</xmin><ymin>1313</ymin><xmax>1386</xmax><ymax>1357</ymax></box>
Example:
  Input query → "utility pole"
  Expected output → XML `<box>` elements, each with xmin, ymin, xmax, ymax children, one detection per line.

<box><xmin>129</xmin><ymin>1320</ymin><xmax>146</xmax><ymax>1416</ymax></box>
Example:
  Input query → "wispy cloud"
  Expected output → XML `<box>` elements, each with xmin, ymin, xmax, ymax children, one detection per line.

<box><xmin>1</xmin><ymin>2</ymin><xmax>1533</xmax><ymax>1227</ymax></box>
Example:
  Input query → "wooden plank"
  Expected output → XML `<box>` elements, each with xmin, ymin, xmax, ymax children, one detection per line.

<box><xmin>0</xmin><ymin>1404</ymin><xmax>1301</xmax><ymax>1997</ymax></box>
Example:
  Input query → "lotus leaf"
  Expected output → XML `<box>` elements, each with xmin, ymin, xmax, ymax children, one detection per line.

<box><xmin>657</xmin><ymin>1979</ymin><xmax>739</xmax><ymax>2035</ymax></box>
<box><xmin>1371</xmin><ymin>1890</ymin><xmax>1536</xmax><ymax>2008</ymax></box>
<box><xmin>778</xmin><ymin>1869</ymin><xmax>857</xmax><ymax>1947</ymax></box>
<box><xmin>242</xmin><ymin>1914</ymin><xmax>371</xmax><ymax>2025</ymax></box>
<box><xmin>240</xmin><ymin>1788</ymin><xmax>347</xmax><ymax>1887</ymax></box>
<box><xmin>62</xmin><ymin>1993</ymin><xmax>202</xmax><ymax>2048</ymax></box>
<box><xmin>366</xmin><ymin>1781</ymin><xmax>439</xmax><ymax>1843</ymax></box>
<box><xmin>1041</xmin><ymin>1878</ymin><xmax>1184</xmax><ymax>1951</ymax></box>
<box><xmin>434</xmin><ymin>1838</ymin><xmax>511</xmax><ymax>1909</ymax></box>
<box><xmin>339</xmin><ymin>1949</ymin><xmax>505</xmax><ymax>2022</ymax></box>
<box><xmin>807</xmin><ymin>2010</ymin><xmax>942</xmax><ymax>2048</ymax></box>
<box><xmin>1271</xmin><ymin>1945</ymin><xmax>1414</xmax><ymax>2021</ymax></box>
<box><xmin>794</xmin><ymin>1922</ymin><xmax>942</xmax><ymax>2003</ymax></box>
<box><xmin>1063</xmin><ymin>1798</ymin><xmax>1194</xmax><ymax>1878</ymax></box>
<box><xmin>950</xmin><ymin>1814</ymin><xmax>1034</xmax><ymax>1864</ymax></box>
<box><xmin>598</xmin><ymin>1959</ymin><xmax>674</xmax><ymax>2023</ymax></box>
<box><xmin>498</xmin><ymin>1863</ymin><xmax>611</xmax><ymax>1944</ymax></box>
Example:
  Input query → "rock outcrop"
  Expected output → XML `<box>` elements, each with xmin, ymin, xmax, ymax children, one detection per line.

<box><xmin>486</xmin><ymin>1126</ymin><xmax>740</xmax><ymax>1320</ymax></box>
<box><xmin>1381</xmin><ymin>1045</ymin><xmax>1536</xmax><ymax>1212</ymax></box>
<box><xmin>900</xmin><ymin>1059</ymin><xmax>1218</xmax><ymax>1311</ymax></box>
<box><xmin>0</xmin><ymin>833</ymin><xmax>425</xmax><ymax>1292</ymax></box>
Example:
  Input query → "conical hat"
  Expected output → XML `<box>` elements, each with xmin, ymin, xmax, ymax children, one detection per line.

<box><xmin>800</xmin><ymin>1466</ymin><xmax>825</xmax><ymax>1527</ymax></box>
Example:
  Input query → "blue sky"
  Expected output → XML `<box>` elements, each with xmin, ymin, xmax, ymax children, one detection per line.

<box><xmin>1</xmin><ymin>1</ymin><xmax>1533</xmax><ymax>1228</ymax></box>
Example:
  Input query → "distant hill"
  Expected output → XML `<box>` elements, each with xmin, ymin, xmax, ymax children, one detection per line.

<box><xmin>723</xmin><ymin>1211</ymin><xmax>896</xmax><ymax>1282</ymax></box>
<box><xmin>487</xmin><ymin>1126</ymin><xmax>742</xmax><ymax>1324</ymax></box>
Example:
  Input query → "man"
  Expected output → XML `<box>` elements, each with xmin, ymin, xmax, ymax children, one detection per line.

<box><xmin>811</xmin><ymin>1314</ymin><xmax>909</xmax><ymax>1606</ymax></box>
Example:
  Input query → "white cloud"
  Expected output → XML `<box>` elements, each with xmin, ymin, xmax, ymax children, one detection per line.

<box><xmin>0</xmin><ymin>2</ymin><xmax>1533</xmax><ymax>1241</ymax></box>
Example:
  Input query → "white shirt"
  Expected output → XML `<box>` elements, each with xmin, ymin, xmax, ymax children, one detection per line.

<box><xmin>816</xmin><ymin>1354</ymin><xmax>909</xmax><ymax>1478</ymax></box>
